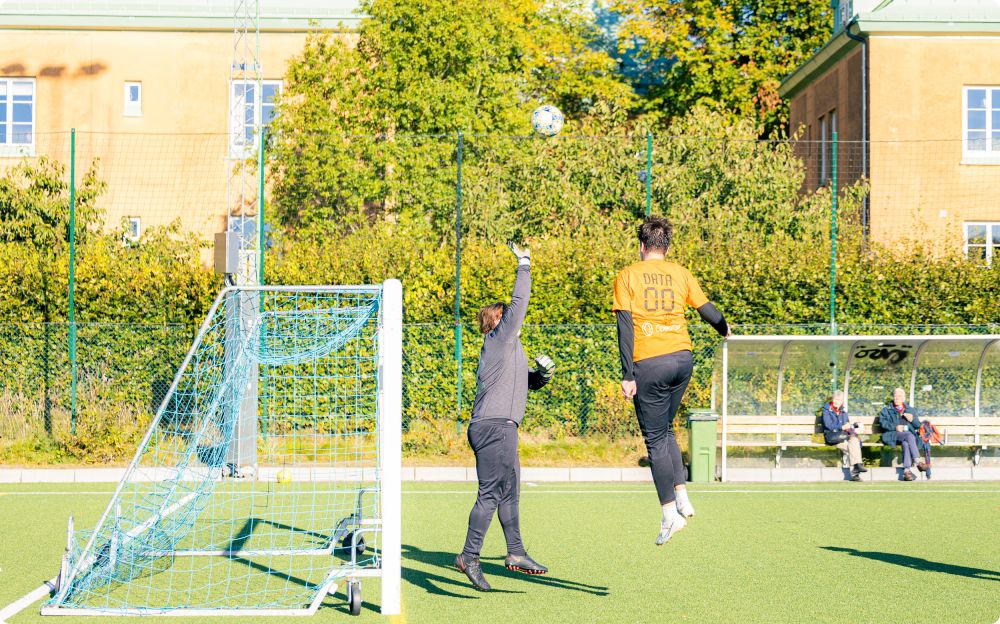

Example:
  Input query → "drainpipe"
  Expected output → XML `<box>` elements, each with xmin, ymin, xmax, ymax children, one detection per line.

<box><xmin>845</xmin><ymin>18</ymin><xmax>869</xmax><ymax>241</ymax></box>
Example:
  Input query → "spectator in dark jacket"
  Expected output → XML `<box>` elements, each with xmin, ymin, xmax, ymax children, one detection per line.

<box><xmin>878</xmin><ymin>388</ymin><xmax>928</xmax><ymax>481</ymax></box>
<box><xmin>821</xmin><ymin>390</ymin><xmax>867</xmax><ymax>481</ymax></box>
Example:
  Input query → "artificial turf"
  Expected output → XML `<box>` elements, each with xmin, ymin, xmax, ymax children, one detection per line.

<box><xmin>1</xmin><ymin>481</ymin><xmax>998</xmax><ymax>624</ymax></box>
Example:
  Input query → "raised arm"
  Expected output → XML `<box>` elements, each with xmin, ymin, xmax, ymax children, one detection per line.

<box><xmin>493</xmin><ymin>243</ymin><xmax>531</xmax><ymax>341</ymax></box>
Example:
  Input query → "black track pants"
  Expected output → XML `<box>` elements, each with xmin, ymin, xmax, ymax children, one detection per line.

<box><xmin>461</xmin><ymin>419</ymin><xmax>526</xmax><ymax>558</ymax></box>
<box><xmin>633</xmin><ymin>351</ymin><xmax>693</xmax><ymax>505</ymax></box>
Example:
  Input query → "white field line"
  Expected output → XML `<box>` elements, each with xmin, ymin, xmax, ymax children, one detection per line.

<box><xmin>120</xmin><ymin>492</ymin><xmax>199</xmax><ymax>541</ymax></box>
<box><xmin>0</xmin><ymin>577</ymin><xmax>56</xmax><ymax>624</ymax></box>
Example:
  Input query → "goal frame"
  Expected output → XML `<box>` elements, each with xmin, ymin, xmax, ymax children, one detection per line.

<box><xmin>41</xmin><ymin>281</ymin><xmax>403</xmax><ymax>617</ymax></box>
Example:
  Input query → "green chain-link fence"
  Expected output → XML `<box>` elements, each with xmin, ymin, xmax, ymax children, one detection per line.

<box><xmin>3</xmin><ymin>129</ymin><xmax>1000</xmax><ymax>463</ymax></box>
<box><xmin>0</xmin><ymin>323</ymin><xmax>189</xmax><ymax>462</ymax></box>
<box><xmin>4</xmin><ymin>320</ymin><xmax>995</xmax><ymax>464</ymax></box>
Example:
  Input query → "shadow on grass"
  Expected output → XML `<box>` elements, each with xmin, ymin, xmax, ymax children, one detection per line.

<box><xmin>402</xmin><ymin>544</ymin><xmax>609</xmax><ymax>598</ymax></box>
<box><xmin>400</xmin><ymin>544</ymin><xmax>524</xmax><ymax>598</ymax></box>
<box><xmin>821</xmin><ymin>546</ymin><xmax>1000</xmax><ymax>581</ymax></box>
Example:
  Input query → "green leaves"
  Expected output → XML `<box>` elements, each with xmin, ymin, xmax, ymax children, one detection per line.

<box><xmin>268</xmin><ymin>0</ymin><xmax>636</xmax><ymax>233</ymax></box>
<box><xmin>0</xmin><ymin>158</ymin><xmax>218</xmax><ymax>324</ymax></box>
<box><xmin>0</xmin><ymin>157</ymin><xmax>104</xmax><ymax>249</ymax></box>
<box><xmin>611</xmin><ymin>0</ymin><xmax>832</xmax><ymax>131</ymax></box>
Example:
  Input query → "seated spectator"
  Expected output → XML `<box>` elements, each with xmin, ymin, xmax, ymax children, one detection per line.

<box><xmin>878</xmin><ymin>388</ymin><xmax>928</xmax><ymax>481</ymax></box>
<box><xmin>821</xmin><ymin>390</ymin><xmax>867</xmax><ymax>481</ymax></box>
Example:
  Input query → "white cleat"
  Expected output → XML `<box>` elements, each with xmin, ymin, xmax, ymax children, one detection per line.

<box><xmin>677</xmin><ymin>502</ymin><xmax>695</xmax><ymax>518</ymax></box>
<box><xmin>655</xmin><ymin>515</ymin><xmax>687</xmax><ymax>546</ymax></box>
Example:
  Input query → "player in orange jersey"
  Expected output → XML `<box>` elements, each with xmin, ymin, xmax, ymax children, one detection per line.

<box><xmin>613</xmin><ymin>216</ymin><xmax>730</xmax><ymax>546</ymax></box>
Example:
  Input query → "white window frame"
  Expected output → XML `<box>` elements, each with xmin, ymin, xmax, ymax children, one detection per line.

<box><xmin>0</xmin><ymin>77</ymin><xmax>36</xmax><ymax>157</ymax></box>
<box><xmin>229</xmin><ymin>79</ymin><xmax>282</xmax><ymax>158</ymax></box>
<box><xmin>124</xmin><ymin>217</ymin><xmax>141</xmax><ymax>244</ymax></box>
<box><xmin>819</xmin><ymin>114</ymin><xmax>827</xmax><ymax>186</ymax></box>
<box><xmin>818</xmin><ymin>111</ymin><xmax>836</xmax><ymax>186</ymax></box>
<box><xmin>124</xmin><ymin>81</ymin><xmax>142</xmax><ymax>117</ymax></box>
<box><xmin>962</xmin><ymin>86</ymin><xmax>1000</xmax><ymax>164</ymax></box>
<box><xmin>964</xmin><ymin>222</ymin><xmax>999</xmax><ymax>266</ymax></box>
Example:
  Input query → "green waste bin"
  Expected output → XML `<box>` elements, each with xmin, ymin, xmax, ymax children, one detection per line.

<box><xmin>687</xmin><ymin>409</ymin><xmax>718</xmax><ymax>482</ymax></box>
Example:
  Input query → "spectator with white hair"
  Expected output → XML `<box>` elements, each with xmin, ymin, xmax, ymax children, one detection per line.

<box><xmin>821</xmin><ymin>390</ymin><xmax>867</xmax><ymax>481</ymax></box>
<box><xmin>878</xmin><ymin>388</ymin><xmax>927</xmax><ymax>481</ymax></box>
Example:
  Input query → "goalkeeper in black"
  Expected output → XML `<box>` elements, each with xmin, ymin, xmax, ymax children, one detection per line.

<box><xmin>454</xmin><ymin>242</ymin><xmax>554</xmax><ymax>592</ymax></box>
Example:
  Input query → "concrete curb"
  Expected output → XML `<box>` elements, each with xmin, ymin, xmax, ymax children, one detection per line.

<box><xmin>0</xmin><ymin>466</ymin><xmax>997</xmax><ymax>483</ymax></box>
<box><xmin>0</xmin><ymin>466</ymin><xmax>650</xmax><ymax>483</ymax></box>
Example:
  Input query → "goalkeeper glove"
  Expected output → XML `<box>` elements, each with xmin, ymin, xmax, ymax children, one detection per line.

<box><xmin>528</xmin><ymin>354</ymin><xmax>555</xmax><ymax>390</ymax></box>
<box><xmin>508</xmin><ymin>241</ymin><xmax>530</xmax><ymax>266</ymax></box>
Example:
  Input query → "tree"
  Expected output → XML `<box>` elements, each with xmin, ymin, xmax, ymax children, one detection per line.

<box><xmin>268</xmin><ymin>0</ymin><xmax>635</xmax><ymax>235</ymax></box>
<box><xmin>611</xmin><ymin>0</ymin><xmax>832</xmax><ymax>131</ymax></box>
<box><xmin>0</xmin><ymin>156</ymin><xmax>104</xmax><ymax>248</ymax></box>
<box><xmin>0</xmin><ymin>157</ymin><xmax>104</xmax><ymax>322</ymax></box>
<box><xmin>0</xmin><ymin>157</ymin><xmax>216</xmax><ymax>324</ymax></box>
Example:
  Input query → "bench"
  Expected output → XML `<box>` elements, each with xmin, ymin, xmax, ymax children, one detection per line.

<box><xmin>719</xmin><ymin>415</ymin><xmax>1000</xmax><ymax>467</ymax></box>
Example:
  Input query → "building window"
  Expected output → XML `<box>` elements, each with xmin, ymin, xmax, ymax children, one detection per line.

<box><xmin>965</xmin><ymin>222</ymin><xmax>1000</xmax><ymax>266</ymax></box>
<box><xmin>0</xmin><ymin>78</ymin><xmax>35</xmax><ymax>155</ymax></box>
<box><xmin>963</xmin><ymin>87</ymin><xmax>1000</xmax><ymax>162</ymax></box>
<box><xmin>819</xmin><ymin>111</ymin><xmax>836</xmax><ymax>186</ymax></box>
<box><xmin>124</xmin><ymin>82</ymin><xmax>142</xmax><ymax>117</ymax></box>
<box><xmin>124</xmin><ymin>217</ymin><xmax>141</xmax><ymax>243</ymax></box>
<box><xmin>230</xmin><ymin>80</ymin><xmax>282</xmax><ymax>157</ymax></box>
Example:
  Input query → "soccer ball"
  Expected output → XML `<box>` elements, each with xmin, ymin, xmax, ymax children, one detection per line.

<box><xmin>531</xmin><ymin>105</ymin><xmax>564</xmax><ymax>138</ymax></box>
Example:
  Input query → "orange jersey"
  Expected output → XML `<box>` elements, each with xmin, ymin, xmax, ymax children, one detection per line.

<box><xmin>612</xmin><ymin>259</ymin><xmax>709</xmax><ymax>361</ymax></box>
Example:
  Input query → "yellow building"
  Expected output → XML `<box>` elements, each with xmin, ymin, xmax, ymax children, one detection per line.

<box><xmin>0</xmin><ymin>1</ymin><xmax>359</xmax><ymax>245</ymax></box>
<box><xmin>780</xmin><ymin>0</ymin><xmax>1000</xmax><ymax>262</ymax></box>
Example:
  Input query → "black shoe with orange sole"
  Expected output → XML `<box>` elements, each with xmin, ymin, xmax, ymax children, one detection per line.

<box><xmin>454</xmin><ymin>554</ymin><xmax>491</xmax><ymax>591</ymax></box>
<box><xmin>505</xmin><ymin>553</ymin><xmax>548</xmax><ymax>575</ymax></box>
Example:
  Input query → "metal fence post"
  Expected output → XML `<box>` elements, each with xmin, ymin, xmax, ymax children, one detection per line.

<box><xmin>258</xmin><ymin>129</ymin><xmax>268</xmax><ymax>439</ymax></box>
<box><xmin>455</xmin><ymin>132</ymin><xmax>464</xmax><ymax>434</ymax></box>
<box><xmin>68</xmin><ymin>128</ymin><xmax>78</xmax><ymax>435</ymax></box>
<box><xmin>830</xmin><ymin>132</ymin><xmax>838</xmax><ymax>336</ymax></box>
<box><xmin>645</xmin><ymin>132</ymin><xmax>652</xmax><ymax>217</ymax></box>
<box><xmin>258</xmin><ymin>129</ymin><xmax>266</xmax><ymax>285</ymax></box>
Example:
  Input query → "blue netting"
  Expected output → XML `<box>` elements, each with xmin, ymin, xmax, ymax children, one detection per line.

<box><xmin>48</xmin><ymin>288</ymin><xmax>383</xmax><ymax>613</ymax></box>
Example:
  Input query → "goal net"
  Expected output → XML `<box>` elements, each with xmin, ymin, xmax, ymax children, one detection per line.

<box><xmin>42</xmin><ymin>282</ymin><xmax>402</xmax><ymax>616</ymax></box>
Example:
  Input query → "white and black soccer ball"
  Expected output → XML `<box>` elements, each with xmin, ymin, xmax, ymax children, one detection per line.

<box><xmin>531</xmin><ymin>104</ymin><xmax>564</xmax><ymax>138</ymax></box>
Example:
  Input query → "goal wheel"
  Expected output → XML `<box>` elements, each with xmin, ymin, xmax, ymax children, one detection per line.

<box><xmin>348</xmin><ymin>581</ymin><xmax>361</xmax><ymax>616</ymax></box>
<box><xmin>342</xmin><ymin>532</ymin><xmax>366</xmax><ymax>558</ymax></box>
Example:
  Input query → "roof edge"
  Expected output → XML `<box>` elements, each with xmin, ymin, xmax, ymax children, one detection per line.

<box><xmin>779</xmin><ymin>31</ymin><xmax>859</xmax><ymax>100</ymax></box>
<box><xmin>780</xmin><ymin>11</ymin><xmax>1000</xmax><ymax>100</ymax></box>
<box><xmin>0</xmin><ymin>15</ymin><xmax>361</xmax><ymax>31</ymax></box>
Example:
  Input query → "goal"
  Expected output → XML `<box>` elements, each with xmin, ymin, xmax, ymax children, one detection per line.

<box><xmin>42</xmin><ymin>282</ymin><xmax>402</xmax><ymax>616</ymax></box>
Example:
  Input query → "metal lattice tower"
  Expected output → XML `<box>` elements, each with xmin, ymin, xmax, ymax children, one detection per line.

<box><xmin>228</xmin><ymin>0</ymin><xmax>263</xmax><ymax>286</ymax></box>
<box><xmin>226</xmin><ymin>0</ymin><xmax>263</xmax><ymax>470</ymax></box>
